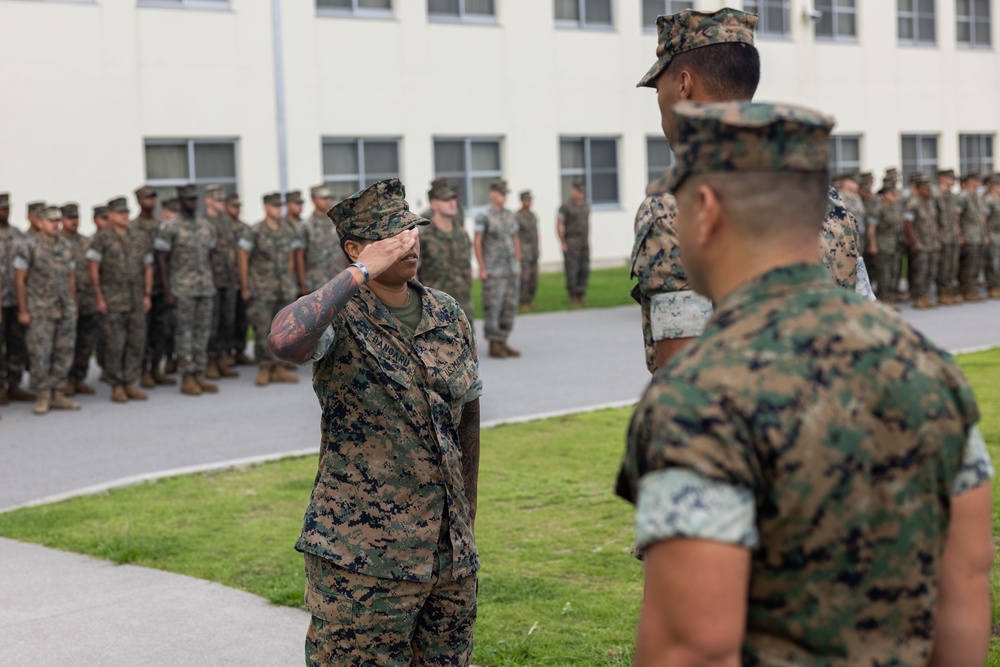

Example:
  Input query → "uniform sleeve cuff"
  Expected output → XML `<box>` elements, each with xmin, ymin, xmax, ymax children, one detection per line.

<box><xmin>952</xmin><ymin>425</ymin><xmax>995</xmax><ymax>496</ymax></box>
<box><xmin>649</xmin><ymin>290</ymin><xmax>713</xmax><ymax>340</ymax></box>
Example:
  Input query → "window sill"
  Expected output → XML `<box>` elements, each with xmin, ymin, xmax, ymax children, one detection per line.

<box><xmin>814</xmin><ymin>36</ymin><xmax>859</xmax><ymax>44</ymax></box>
<box><xmin>138</xmin><ymin>1</ymin><xmax>231</xmax><ymax>11</ymax></box>
<box><xmin>554</xmin><ymin>21</ymin><xmax>616</xmax><ymax>32</ymax></box>
<box><xmin>956</xmin><ymin>43</ymin><xmax>994</xmax><ymax>51</ymax></box>
<box><xmin>428</xmin><ymin>15</ymin><xmax>498</xmax><ymax>26</ymax></box>
<box><xmin>315</xmin><ymin>9</ymin><xmax>394</xmax><ymax>20</ymax></box>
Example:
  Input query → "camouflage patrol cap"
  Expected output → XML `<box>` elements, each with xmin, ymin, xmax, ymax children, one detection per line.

<box><xmin>428</xmin><ymin>179</ymin><xmax>458</xmax><ymax>201</ymax></box>
<box><xmin>60</xmin><ymin>203</ymin><xmax>79</xmax><ymax>218</ymax></box>
<box><xmin>177</xmin><ymin>184</ymin><xmax>198</xmax><ymax>199</ymax></box>
<box><xmin>44</xmin><ymin>205</ymin><xmax>63</xmax><ymax>222</ymax></box>
<box><xmin>859</xmin><ymin>171</ymin><xmax>874</xmax><ymax>182</ymax></box>
<box><xmin>0</xmin><ymin>193</ymin><xmax>9</xmax><ymax>208</ymax></box>
<box><xmin>93</xmin><ymin>204</ymin><xmax>109</xmax><ymax>217</ymax></box>
<box><xmin>519</xmin><ymin>190</ymin><xmax>532</xmax><ymax>200</ymax></box>
<box><xmin>489</xmin><ymin>179</ymin><xmax>509</xmax><ymax>194</ymax></box>
<box><xmin>961</xmin><ymin>172</ymin><xmax>981</xmax><ymax>183</ymax></box>
<box><xmin>937</xmin><ymin>168</ymin><xmax>955</xmax><ymax>179</ymax></box>
<box><xmin>27</xmin><ymin>201</ymin><xmax>46</xmax><ymax>214</ymax></box>
<box><xmin>310</xmin><ymin>185</ymin><xmax>334</xmax><ymax>199</ymax></box>
<box><xmin>912</xmin><ymin>174</ymin><xmax>931</xmax><ymax>187</ymax></box>
<box><xmin>285</xmin><ymin>190</ymin><xmax>304</xmax><ymax>204</ymax></box>
<box><xmin>638</xmin><ymin>8</ymin><xmax>758</xmax><ymax>88</ymax></box>
<box><xmin>664</xmin><ymin>101</ymin><xmax>835</xmax><ymax>194</ymax></box>
<box><xmin>107</xmin><ymin>196</ymin><xmax>129</xmax><ymax>213</ymax></box>
<box><xmin>878</xmin><ymin>185</ymin><xmax>898</xmax><ymax>196</ymax></box>
<box><xmin>225</xmin><ymin>193</ymin><xmax>242</xmax><ymax>206</ymax></box>
<box><xmin>262</xmin><ymin>192</ymin><xmax>283</xmax><ymax>206</ymax></box>
<box><xmin>204</xmin><ymin>184</ymin><xmax>225</xmax><ymax>200</ymax></box>
<box><xmin>327</xmin><ymin>178</ymin><xmax>429</xmax><ymax>241</ymax></box>
<box><xmin>134</xmin><ymin>185</ymin><xmax>157</xmax><ymax>199</ymax></box>
<box><xmin>161</xmin><ymin>197</ymin><xmax>180</xmax><ymax>212</ymax></box>
<box><xmin>571</xmin><ymin>178</ymin><xmax>586</xmax><ymax>191</ymax></box>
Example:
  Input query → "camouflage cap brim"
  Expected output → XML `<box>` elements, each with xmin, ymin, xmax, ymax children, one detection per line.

<box><xmin>329</xmin><ymin>178</ymin><xmax>430</xmax><ymax>241</ymax></box>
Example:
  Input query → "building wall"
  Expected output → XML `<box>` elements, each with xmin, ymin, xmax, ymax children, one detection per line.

<box><xmin>1</xmin><ymin>0</ymin><xmax>998</xmax><ymax>270</ymax></box>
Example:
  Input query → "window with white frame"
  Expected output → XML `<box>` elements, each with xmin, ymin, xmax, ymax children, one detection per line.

<box><xmin>901</xmin><ymin>134</ymin><xmax>939</xmax><ymax>182</ymax></box>
<box><xmin>433</xmin><ymin>138</ymin><xmax>503</xmax><ymax>209</ymax></box>
<box><xmin>316</xmin><ymin>0</ymin><xmax>392</xmax><ymax>18</ymax></box>
<box><xmin>815</xmin><ymin>0</ymin><xmax>857</xmax><ymax>40</ymax></box>
<box><xmin>560</xmin><ymin>137</ymin><xmax>619</xmax><ymax>207</ymax></box>
<box><xmin>138</xmin><ymin>0</ymin><xmax>228</xmax><ymax>8</ymax></box>
<box><xmin>646</xmin><ymin>137</ymin><xmax>675</xmax><ymax>186</ymax></box>
<box><xmin>555</xmin><ymin>0</ymin><xmax>614</xmax><ymax>30</ymax></box>
<box><xmin>959</xmin><ymin>134</ymin><xmax>994</xmax><ymax>177</ymax></box>
<box><xmin>828</xmin><ymin>135</ymin><xmax>862</xmax><ymax>178</ymax></box>
<box><xmin>744</xmin><ymin>0</ymin><xmax>790</xmax><ymax>37</ymax></box>
<box><xmin>428</xmin><ymin>0</ymin><xmax>495</xmax><ymax>22</ymax></box>
<box><xmin>144</xmin><ymin>139</ymin><xmax>238</xmax><ymax>204</ymax></box>
<box><xmin>642</xmin><ymin>0</ymin><xmax>694</xmax><ymax>31</ymax></box>
<box><xmin>322</xmin><ymin>138</ymin><xmax>401</xmax><ymax>200</ymax></box>
<box><xmin>957</xmin><ymin>0</ymin><xmax>991</xmax><ymax>48</ymax></box>
<box><xmin>898</xmin><ymin>0</ymin><xmax>936</xmax><ymax>45</ymax></box>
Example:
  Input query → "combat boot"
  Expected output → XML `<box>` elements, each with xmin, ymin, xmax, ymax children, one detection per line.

<box><xmin>255</xmin><ymin>366</ymin><xmax>271</xmax><ymax>387</ymax></box>
<box><xmin>124</xmin><ymin>384</ymin><xmax>148</xmax><ymax>401</ymax></box>
<box><xmin>964</xmin><ymin>291</ymin><xmax>984</xmax><ymax>302</ymax></box>
<box><xmin>111</xmin><ymin>385</ymin><xmax>128</xmax><ymax>403</ymax></box>
<box><xmin>73</xmin><ymin>380</ymin><xmax>96</xmax><ymax>395</ymax></box>
<box><xmin>8</xmin><ymin>384</ymin><xmax>37</xmax><ymax>402</ymax></box>
<box><xmin>235</xmin><ymin>351</ymin><xmax>254</xmax><ymax>366</ymax></box>
<box><xmin>0</xmin><ymin>387</ymin><xmax>9</xmax><ymax>405</ymax></box>
<box><xmin>33</xmin><ymin>390</ymin><xmax>50</xmax><ymax>416</ymax></box>
<box><xmin>164</xmin><ymin>358</ymin><xmax>178</xmax><ymax>374</ymax></box>
<box><xmin>205</xmin><ymin>357</ymin><xmax>221</xmax><ymax>380</ymax></box>
<box><xmin>501</xmin><ymin>342</ymin><xmax>522</xmax><ymax>358</ymax></box>
<box><xmin>63</xmin><ymin>382</ymin><xmax>76</xmax><ymax>397</ymax></box>
<box><xmin>180</xmin><ymin>375</ymin><xmax>202</xmax><ymax>396</ymax></box>
<box><xmin>218</xmin><ymin>361</ymin><xmax>239</xmax><ymax>379</ymax></box>
<box><xmin>194</xmin><ymin>374</ymin><xmax>219</xmax><ymax>393</ymax></box>
<box><xmin>140</xmin><ymin>369</ymin><xmax>156</xmax><ymax>388</ymax></box>
<box><xmin>989</xmin><ymin>287</ymin><xmax>1000</xmax><ymax>299</ymax></box>
<box><xmin>488</xmin><ymin>341</ymin><xmax>507</xmax><ymax>358</ymax></box>
<box><xmin>270</xmin><ymin>365</ymin><xmax>300</xmax><ymax>383</ymax></box>
<box><xmin>50</xmin><ymin>390</ymin><xmax>81</xmax><ymax>411</ymax></box>
<box><xmin>151</xmin><ymin>365</ymin><xmax>177</xmax><ymax>386</ymax></box>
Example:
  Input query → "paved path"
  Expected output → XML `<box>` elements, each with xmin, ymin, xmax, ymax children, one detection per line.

<box><xmin>0</xmin><ymin>298</ymin><xmax>998</xmax><ymax>666</ymax></box>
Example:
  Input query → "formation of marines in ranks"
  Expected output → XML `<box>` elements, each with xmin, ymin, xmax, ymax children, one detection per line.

<box><xmin>837</xmin><ymin>169</ymin><xmax>1000</xmax><ymax>308</ymax></box>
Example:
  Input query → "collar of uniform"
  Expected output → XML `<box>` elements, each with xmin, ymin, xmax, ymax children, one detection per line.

<box><xmin>354</xmin><ymin>280</ymin><xmax>450</xmax><ymax>337</ymax></box>
<box><xmin>712</xmin><ymin>263</ymin><xmax>833</xmax><ymax>316</ymax></box>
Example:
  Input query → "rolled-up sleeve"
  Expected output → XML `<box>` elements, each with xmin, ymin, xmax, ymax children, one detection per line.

<box><xmin>649</xmin><ymin>290</ymin><xmax>713</xmax><ymax>340</ymax></box>
<box><xmin>952</xmin><ymin>425</ymin><xmax>995</xmax><ymax>496</ymax></box>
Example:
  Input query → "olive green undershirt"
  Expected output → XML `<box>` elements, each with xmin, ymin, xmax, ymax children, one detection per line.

<box><xmin>384</xmin><ymin>286</ymin><xmax>423</xmax><ymax>335</ymax></box>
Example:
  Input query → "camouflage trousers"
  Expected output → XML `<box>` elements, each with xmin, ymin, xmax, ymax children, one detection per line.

<box><xmin>209</xmin><ymin>286</ymin><xmax>237</xmax><ymax>357</ymax></box>
<box><xmin>909</xmin><ymin>250</ymin><xmax>937</xmax><ymax>300</ymax></box>
<box><xmin>959</xmin><ymin>243</ymin><xmax>983</xmax><ymax>294</ymax></box>
<box><xmin>145</xmin><ymin>293</ymin><xmax>175</xmax><ymax>366</ymax></box>
<box><xmin>1</xmin><ymin>305</ymin><xmax>30</xmax><ymax>387</ymax></box>
<box><xmin>103</xmin><ymin>308</ymin><xmax>146</xmax><ymax>387</ymax></box>
<box><xmin>563</xmin><ymin>239</ymin><xmax>590</xmax><ymax>298</ymax></box>
<box><xmin>519</xmin><ymin>257</ymin><xmax>539</xmax><ymax>305</ymax></box>
<box><xmin>482</xmin><ymin>274</ymin><xmax>519</xmax><ymax>343</ymax></box>
<box><xmin>233</xmin><ymin>293</ymin><xmax>250</xmax><ymax>356</ymax></box>
<box><xmin>302</xmin><ymin>536</ymin><xmax>476</xmax><ymax>666</ymax></box>
<box><xmin>70</xmin><ymin>312</ymin><xmax>102</xmax><ymax>382</ymax></box>
<box><xmin>248</xmin><ymin>295</ymin><xmax>285</xmax><ymax>367</ymax></box>
<box><xmin>936</xmin><ymin>243</ymin><xmax>960</xmax><ymax>295</ymax></box>
<box><xmin>27</xmin><ymin>313</ymin><xmax>76</xmax><ymax>392</ymax></box>
<box><xmin>873</xmin><ymin>252</ymin><xmax>897</xmax><ymax>301</ymax></box>
<box><xmin>986</xmin><ymin>243</ymin><xmax>1000</xmax><ymax>289</ymax></box>
<box><xmin>175</xmin><ymin>296</ymin><xmax>213</xmax><ymax>376</ymax></box>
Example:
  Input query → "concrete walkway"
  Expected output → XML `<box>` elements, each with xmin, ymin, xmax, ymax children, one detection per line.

<box><xmin>1</xmin><ymin>298</ymin><xmax>998</xmax><ymax>666</ymax></box>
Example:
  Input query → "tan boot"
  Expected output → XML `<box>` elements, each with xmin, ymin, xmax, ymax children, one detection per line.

<box><xmin>0</xmin><ymin>387</ymin><xmax>9</xmax><ymax>405</ymax></box>
<box><xmin>140</xmin><ymin>370</ymin><xmax>156</xmax><ymax>389</ymax></box>
<box><xmin>151</xmin><ymin>365</ymin><xmax>177</xmax><ymax>386</ymax></box>
<box><xmin>63</xmin><ymin>381</ymin><xmax>77</xmax><ymax>397</ymax></box>
<box><xmin>50</xmin><ymin>390</ymin><xmax>81</xmax><ymax>411</ymax></box>
<box><xmin>205</xmin><ymin>358</ymin><xmax>221</xmax><ymax>380</ymax></box>
<box><xmin>501</xmin><ymin>342</ymin><xmax>522</xmax><ymax>358</ymax></box>
<box><xmin>194</xmin><ymin>374</ymin><xmax>219</xmax><ymax>393</ymax></box>
<box><xmin>964</xmin><ymin>291</ymin><xmax>983</xmax><ymax>302</ymax></box>
<box><xmin>269</xmin><ymin>365</ymin><xmax>300</xmax><ymax>383</ymax></box>
<box><xmin>180</xmin><ymin>375</ymin><xmax>202</xmax><ymax>396</ymax></box>
<box><xmin>255</xmin><ymin>366</ymin><xmax>271</xmax><ymax>387</ymax></box>
<box><xmin>164</xmin><ymin>358</ymin><xmax>178</xmax><ymax>374</ymax></box>
<box><xmin>33</xmin><ymin>390</ymin><xmax>50</xmax><ymax>415</ymax></box>
<box><xmin>488</xmin><ymin>341</ymin><xmax>507</xmax><ymax>358</ymax></box>
<box><xmin>124</xmin><ymin>384</ymin><xmax>148</xmax><ymax>401</ymax></box>
<box><xmin>218</xmin><ymin>362</ymin><xmax>239</xmax><ymax>378</ymax></box>
<box><xmin>989</xmin><ymin>287</ymin><xmax>1000</xmax><ymax>299</ymax></box>
<box><xmin>8</xmin><ymin>384</ymin><xmax>37</xmax><ymax>402</ymax></box>
<box><xmin>74</xmin><ymin>380</ymin><xmax>96</xmax><ymax>395</ymax></box>
<box><xmin>111</xmin><ymin>385</ymin><xmax>128</xmax><ymax>403</ymax></box>
<box><xmin>234</xmin><ymin>351</ymin><xmax>254</xmax><ymax>366</ymax></box>
<box><xmin>912</xmin><ymin>297</ymin><xmax>929</xmax><ymax>309</ymax></box>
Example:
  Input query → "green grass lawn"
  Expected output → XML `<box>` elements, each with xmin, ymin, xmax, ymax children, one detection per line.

<box><xmin>0</xmin><ymin>348</ymin><xmax>997</xmax><ymax>665</ymax></box>
<box><xmin>471</xmin><ymin>265</ymin><xmax>635</xmax><ymax>319</ymax></box>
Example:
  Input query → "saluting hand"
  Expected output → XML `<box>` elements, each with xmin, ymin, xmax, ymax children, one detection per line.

<box><xmin>18</xmin><ymin>310</ymin><xmax>30</xmax><ymax>326</ymax></box>
<box><xmin>355</xmin><ymin>229</ymin><xmax>419</xmax><ymax>282</ymax></box>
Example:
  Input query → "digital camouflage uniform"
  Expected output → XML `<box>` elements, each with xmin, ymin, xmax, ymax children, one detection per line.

<box><xmin>618</xmin><ymin>101</ymin><xmax>993</xmax><ymax>666</ymax></box>
<box><xmin>155</xmin><ymin>212</ymin><xmax>217</xmax><ymax>376</ymax></box>
<box><xmin>985</xmin><ymin>190</ymin><xmax>1000</xmax><ymax>293</ymax></box>
<box><xmin>300</xmin><ymin>180</ymin><xmax>481</xmax><ymax>666</ymax></box>
<box><xmin>239</xmin><ymin>219</ymin><xmax>300</xmax><ymax>368</ymax></box>
<box><xmin>515</xmin><ymin>207</ymin><xmax>540</xmax><ymax>306</ymax></box>
<box><xmin>935</xmin><ymin>187</ymin><xmax>960</xmax><ymax>297</ymax></box>
<box><xmin>417</xmin><ymin>222</ymin><xmax>474</xmax><ymax>319</ymax></box>
<box><xmin>475</xmin><ymin>206</ymin><xmax>519</xmax><ymax>343</ymax></box>
<box><xmin>205</xmin><ymin>210</ymin><xmax>238</xmax><ymax>360</ymax></box>
<box><xmin>957</xmin><ymin>189</ymin><xmax>985</xmax><ymax>295</ymax></box>
<box><xmin>0</xmin><ymin>223</ymin><xmax>30</xmax><ymax>390</ymax></box>
<box><xmin>558</xmin><ymin>199</ymin><xmax>590</xmax><ymax>299</ymax></box>
<box><xmin>300</xmin><ymin>212</ymin><xmax>348</xmax><ymax>293</ymax></box>
<box><xmin>14</xmin><ymin>235</ymin><xmax>77</xmax><ymax>392</ymax></box>
<box><xmin>871</xmin><ymin>197</ymin><xmax>901</xmax><ymax>300</ymax></box>
<box><xmin>902</xmin><ymin>192</ymin><xmax>939</xmax><ymax>302</ymax></box>
<box><xmin>87</xmin><ymin>226</ymin><xmax>153</xmax><ymax>387</ymax></box>
<box><xmin>133</xmin><ymin>214</ymin><xmax>173</xmax><ymax>370</ymax></box>
<box><xmin>230</xmin><ymin>214</ymin><xmax>251</xmax><ymax>356</ymax></box>
<box><xmin>64</xmin><ymin>229</ymin><xmax>101</xmax><ymax>385</ymax></box>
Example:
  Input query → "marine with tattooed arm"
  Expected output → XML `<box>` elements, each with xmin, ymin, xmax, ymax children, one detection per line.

<box><xmin>268</xmin><ymin>178</ymin><xmax>482</xmax><ymax>667</ymax></box>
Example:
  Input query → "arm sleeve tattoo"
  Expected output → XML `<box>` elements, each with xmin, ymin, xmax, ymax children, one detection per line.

<box><xmin>458</xmin><ymin>398</ymin><xmax>481</xmax><ymax>521</ymax></box>
<box><xmin>267</xmin><ymin>269</ymin><xmax>360</xmax><ymax>364</ymax></box>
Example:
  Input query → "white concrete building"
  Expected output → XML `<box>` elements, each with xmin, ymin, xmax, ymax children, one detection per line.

<box><xmin>1</xmin><ymin>0</ymin><xmax>998</xmax><ymax>269</ymax></box>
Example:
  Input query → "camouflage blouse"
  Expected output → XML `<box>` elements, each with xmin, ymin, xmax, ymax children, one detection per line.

<box><xmin>417</xmin><ymin>222</ymin><xmax>473</xmax><ymax>312</ymax></box>
<box><xmin>14</xmin><ymin>235</ymin><xmax>77</xmax><ymax>319</ymax></box>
